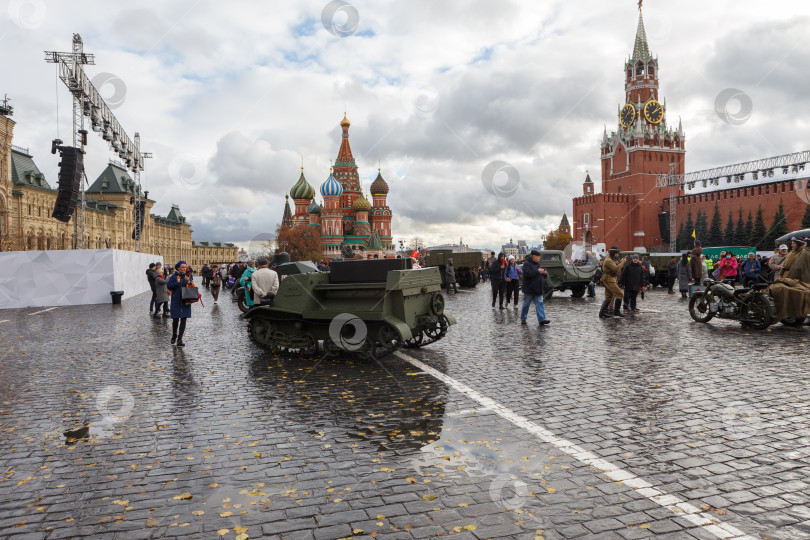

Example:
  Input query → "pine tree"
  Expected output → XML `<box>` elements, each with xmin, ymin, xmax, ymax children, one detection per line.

<box><xmin>724</xmin><ymin>211</ymin><xmax>735</xmax><ymax>245</ymax></box>
<box><xmin>734</xmin><ymin>208</ymin><xmax>746</xmax><ymax>245</ymax></box>
<box><xmin>802</xmin><ymin>205</ymin><xmax>810</xmax><ymax>229</ymax></box>
<box><xmin>708</xmin><ymin>203</ymin><xmax>723</xmax><ymax>247</ymax></box>
<box><xmin>743</xmin><ymin>210</ymin><xmax>753</xmax><ymax>246</ymax></box>
<box><xmin>763</xmin><ymin>201</ymin><xmax>788</xmax><ymax>249</ymax></box>
<box><xmin>749</xmin><ymin>206</ymin><xmax>767</xmax><ymax>249</ymax></box>
<box><xmin>678</xmin><ymin>209</ymin><xmax>694</xmax><ymax>250</ymax></box>
<box><xmin>695</xmin><ymin>210</ymin><xmax>708</xmax><ymax>247</ymax></box>
<box><xmin>676</xmin><ymin>221</ymin><xmax>686</xmax><ymax>251</ymax></box>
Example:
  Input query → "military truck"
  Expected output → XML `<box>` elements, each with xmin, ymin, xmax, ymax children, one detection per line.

<box><xmin>242</xmin><ymin>258</ymin><xmax>456</xmax><ymax>359</ymax></box>
<box><xmin>539</xmin><ymin>250</ymin><xmax>595</xmax><ymax>299</ymax></box>
<box><xmin>423</xmin><ymin>249</ymin><xmax>481</xmax><ymax>287</ymax></box>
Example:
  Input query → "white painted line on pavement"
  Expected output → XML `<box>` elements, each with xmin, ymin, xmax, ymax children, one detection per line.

<box><xmin>394</xmin><ymin>351</ymin><xmax>757</xmax><ymax>540</ymax></box>
<box><xmin>0</xmin><ymin>320</ymin><xmax>8</xmax><ymax>324</ymax></box>
<box><xmin>29</xmin><ymin>307</ymin><xmax>58</xmax><ymax>315</ymax></box>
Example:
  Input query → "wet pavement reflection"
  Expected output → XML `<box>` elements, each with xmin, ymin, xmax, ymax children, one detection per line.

<box><xmin>1</xmin><ymin>284</ymin><xmax>810</xmax><ymax>538</ymax></box>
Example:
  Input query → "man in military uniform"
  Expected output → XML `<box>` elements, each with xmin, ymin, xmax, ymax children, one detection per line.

<box><xmin>600</xmin><ymin>247</ymin><xmax>627</xmax><ymax>318</ymax></box>
<box><xmin>781</xmin><ymin>237</ymin><xmax>805</xmax><ymax>277</ymax></box>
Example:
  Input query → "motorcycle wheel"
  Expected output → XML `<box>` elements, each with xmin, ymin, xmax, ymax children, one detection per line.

<box><xmin>237</xmin><ymin>290</ymin><xmax>250</xmax><ymax>313</ymax></box>
<box><xmin>745</xmin><ymin>294</ymin><xmax>773</xmax><ymax>330</ymax></box>
<box><xmin>780</xmin><ymin>317</ymin><xmax>804</xmax><ymax>327</ymax></box>
<box><xmin>688</xmin><ymin>294</ymin><xmax>713</xmax><ymax>323</ymax></box>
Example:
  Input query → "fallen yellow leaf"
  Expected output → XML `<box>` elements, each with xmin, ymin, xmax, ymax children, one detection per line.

<box><xmin>173</xmin><ymin>493</ymin><xmax>193</xmax><ymax>500</ymax></box>
<box><xmin>217</xmin><ymin>529</ymin><xmax>229</xmax><ymax>536</ymax></box>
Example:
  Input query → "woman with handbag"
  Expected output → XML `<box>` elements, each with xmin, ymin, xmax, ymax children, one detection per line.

<box><xmin>210</xmin><ymin>264</ymin><xmax>221</xmax><ymax>304</ymax></box>
<box><xmin>167</xmin><ymin>261</ymin><xmax>196</xmax><ymax>347</ymax></box>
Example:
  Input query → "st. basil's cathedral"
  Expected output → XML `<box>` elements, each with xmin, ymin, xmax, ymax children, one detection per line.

<box><xmin>280</xmin><ymin>114</ymin><xmax>394</xmax><ymax>260</ymax></box>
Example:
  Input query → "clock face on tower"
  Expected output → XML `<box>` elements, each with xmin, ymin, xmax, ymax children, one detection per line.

<box><xmin>620</xmin><ymin>104</ymin><xmax>636</xmax><ymax>128</ymax></box>
<box><xmin>644</xmin><ymin>99</ymin><xmax>664</xmax><ymax>124</ymax></box>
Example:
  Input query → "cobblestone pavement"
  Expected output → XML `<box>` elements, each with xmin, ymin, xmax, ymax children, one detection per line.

<box><xmin>2</xmin><ymin>283</ymin><xmax>810</xmax><ymax>539</ymax></box>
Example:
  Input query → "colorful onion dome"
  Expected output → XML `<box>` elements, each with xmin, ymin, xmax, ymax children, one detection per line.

<box><xmin>320</xmin><ymin>171</ymin><xmax>343</xmax><ymax>197</ymax></box>
<box><xmin>352</xmin><ymin>193</ymin><xmax>371</xmax><ymax>212</ymax></box>
<box><xmin>369</xmin><ymin>168</ymin><xmax>389</xmax><ymax>195</ymax></box>
<box><xmin>290</xmin><ymin>168</ymin><xmax>315</xmax><ymax>200</ymax></box>
<box><xmin>306</xmin><ymin>200</ymin><xmax>322</xmax><ymax>215</ymax></box>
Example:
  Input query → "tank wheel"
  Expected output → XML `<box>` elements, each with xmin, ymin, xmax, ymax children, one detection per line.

<box><xmin>570</xmin><ymin>284</ymin><xmax>587</xmax><ymax>298</ymax></box>
<box><xmin>543</xmin><ymin>286</ymin><xmax>554</xmax><ymax>300</ymax></box>
<box><xmin>323</xmin><ymin>337</ymin><xmax>343</xmax><ymax>357</ymax></box>
<box><xmin>423</xmin><ymin>315</ymin><xmax>450</xmax><ymax>344</ymax></box>
<box><xmin>248</xmin><ymin>314</ymin><xmax>278</xmax><ymax>352</ymax></box>
<box><xmin>372</xmin><ymin>325</ymin><xmax>402</xmax><ymax>360</ymax></box>
<box><xmin>404</xmin><ymin>331</ymin><xmax>424</xmax><ymax>348</ymax></box>
<box><xmin>430</xmin><ymin>293</ymin><xmax>445</xmax><ymax>315</ymax></box>
<box><xmin>298</xmin><ymin>334</ymin><xmax>319</xmax><ymax>357</ymax></box>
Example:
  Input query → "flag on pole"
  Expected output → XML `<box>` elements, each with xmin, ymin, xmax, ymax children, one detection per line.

<box><xmin>411</xmin><ymin>249</ymin><xmax>420</xmax><ymax>258</ymax></box>
<box><xmin>691</xmin><ymin>229</ymin><xmax>696</xmax><ymax>239</ymax></box>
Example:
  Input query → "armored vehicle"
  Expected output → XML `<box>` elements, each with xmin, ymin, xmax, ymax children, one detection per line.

<box><xmin>242</xmin><ymin>258</ymin><xmax>455</xmax><ymax>359</ymax></box>
<box><xmin>423</xmin><ymin>249</ymin><xmax>481</xmax><ymax>287</ymax></box>
<box><xmin>539</xmin><ymin>250</ymin><xmax>595</xmax><ymax>299</ymax></box>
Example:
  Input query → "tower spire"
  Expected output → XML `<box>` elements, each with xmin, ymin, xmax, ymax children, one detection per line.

<box><xmin>632</xmin><ymin>6</ymin><xmax>650</xmax><ymax>61</ymax></box>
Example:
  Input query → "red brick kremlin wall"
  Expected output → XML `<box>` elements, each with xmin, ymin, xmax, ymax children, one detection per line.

<box><xmin>675</xmin><ymin>177</ymin><xmax>810</xmax><ymax>233</ymax></box>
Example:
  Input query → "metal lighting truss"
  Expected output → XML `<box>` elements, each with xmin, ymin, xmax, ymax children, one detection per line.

<box><xmin>45</xmin><ymin>34</ymin><xmax>150</xmax><ymax>250</ymax></box>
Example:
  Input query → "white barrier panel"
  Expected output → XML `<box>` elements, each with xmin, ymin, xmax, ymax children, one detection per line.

<box><xmin>0</xmin><ymin>249</ymin><xmax>162</xmax><ymax>309</ymax></box>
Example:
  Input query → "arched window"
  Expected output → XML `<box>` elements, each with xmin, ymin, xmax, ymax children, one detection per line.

<box><xmin>648</xmin><ymin>63</ymin><xmax>655</xmax><ymax>76</ymax></box>
<box><xmin>636</xmin><ymin>62</ymin><xmax>645</xmax><ymax>76</ymax></box>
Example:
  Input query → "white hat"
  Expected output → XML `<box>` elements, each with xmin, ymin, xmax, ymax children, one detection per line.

<box><xmin>779</xmin><ymin>244</ymin><xmax>788</xmax><ymax>250</ymax></box>
<box><xmin>508</xmin><ymin>255</ymin><xmax>515</xmax><ymax>260</ymax></box>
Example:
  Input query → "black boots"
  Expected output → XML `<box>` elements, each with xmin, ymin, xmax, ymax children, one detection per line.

<box><xmin>613</xmin><ymin>299</ymin><xmax>625</xmax><ymax>317</ymax></box>
<box><xmin>599</xmin><ymin>301</ymin><xmax>612</xmax><ymax>318</ymax></box>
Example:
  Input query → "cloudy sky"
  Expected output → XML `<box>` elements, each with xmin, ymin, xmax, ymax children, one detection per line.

<box><xmin>3</xmin><ymin>0</ymin><xmax>810</xmax><ymax>251</ymax></box>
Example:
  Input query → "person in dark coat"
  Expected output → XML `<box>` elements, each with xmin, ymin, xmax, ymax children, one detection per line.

<box><xmin>153</xmin><ymin>263</ymin><xmax>170</xmax><ymax>317</ymax></box>
<box><xmin>490</xmin><ymin>252</ymin><xmax>506</xmax><ymax>308</ymax></box>
<box><xmin>201</xmin><ymin>264</ymin><xmax>213</xmax><ymax>288</ymax></box>
<box><xmin>676</xmin><ymin>253</ymin><xmax>692</xmax><ymax>298</ymax></box>
<box><xmin>445</xmin><ymin>258</ymin><xmax>458</xmax><ymax>294</ymax></box>
<box><xmin>621</xmin><ymin>254</ymin><xmax>644</xmax><ymax>312</ymax></box>
<box><xmin>167</xmin><ymin>261</ymin><xmax>194</xmax><ymax>347</ymax></box>
<box><xmin>146</xmin><ymin>263</ymin><xmax>158</xmax><ymax>313</ymax></box>
<box><xmin>520</xmin><ymin>250</ymin><xmax>549</xmax><ymax>325</ymax></box>
<box><xmin>666</xmin><ymin>256</ymin><xmax>677</xmax><ymax>294</ymax></box>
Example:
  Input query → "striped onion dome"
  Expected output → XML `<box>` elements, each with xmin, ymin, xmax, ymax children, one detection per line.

<box><xmin>352</xmin><ymin>193</ymin><xmax>372</xmax><ymax>212</ymax></box>
<box><xmin>306</xmin><ymin>200</ymin><xmax>322</xmax><ymax>215</ymax></box>
<box><xmin>369</xmin><ymin>169</ymin><xmax>389</xmax><ymax>195</ymax></box>
<box><xmin>290</xmin><ymin>169</ymin><xmax>315</xmax><ymax>200</ymax></box>
<box><xmin>320</xmin><ymin>171</ymin><xmax>343</xmax><ymax>197</ymax></box>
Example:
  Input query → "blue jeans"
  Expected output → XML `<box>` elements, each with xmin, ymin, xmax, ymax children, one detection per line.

<box><xmin>587</xmin><ymin>284</ymin><xmax>596</xmax><ymax>296</ymax></box>
<box><xmin>520</xmin><ymin>293</ymin><xmax>546</xmax><ymax>322</ymax></box>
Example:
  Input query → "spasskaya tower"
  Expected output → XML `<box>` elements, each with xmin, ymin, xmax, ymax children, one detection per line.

<box><xmin>573</xmin><ymin>3</ymin><xmax>685</xmax><ymax>251</ymax></box>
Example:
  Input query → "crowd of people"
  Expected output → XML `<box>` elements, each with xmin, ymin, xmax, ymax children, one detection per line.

<box><xmin>145</xmin><ymin>258</ymin><xmax>281</xmax><ymax>348</ymax></box>
<box><xmin>477</xmin><ymin>237</ymin><xmax>810</xmax><ymax>324</ymax></box>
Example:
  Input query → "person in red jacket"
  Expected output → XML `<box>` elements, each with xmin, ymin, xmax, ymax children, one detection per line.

<box><xmin>718</xmin><ymin>251</ymin><xmax>739</xmax><ymax>281</ymax></box>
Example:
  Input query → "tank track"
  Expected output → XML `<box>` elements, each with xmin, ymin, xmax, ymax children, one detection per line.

<box><xmin>247</xmin><ymin>313</ymin><xmax>451</xmax><ymax>360</ymax></box>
